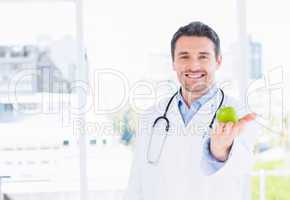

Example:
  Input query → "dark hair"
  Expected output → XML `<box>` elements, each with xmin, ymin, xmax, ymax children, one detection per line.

<box><xmin>170</xmin><ymin>21</ymin><xmax>220</xmax><ymax>61</ymax></box>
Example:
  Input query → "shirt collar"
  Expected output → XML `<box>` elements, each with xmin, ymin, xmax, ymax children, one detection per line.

<box><xmin>176</xmin><ymin>84</ymin><xmax>219</xmax><ymax>108</ymax></box>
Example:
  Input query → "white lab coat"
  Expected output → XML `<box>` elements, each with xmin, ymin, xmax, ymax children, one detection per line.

<box><xmin>124</xmin><ymin>91</ymin><xmax>260</xmax><ymax>200</ymax></box>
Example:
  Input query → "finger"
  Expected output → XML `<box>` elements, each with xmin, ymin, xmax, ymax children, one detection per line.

<box><xmin>212</xmin><ymin>124</ymin><xmax>218</xmax><ymax>135</ymax></box>
<box><xmin>216</xmin><ymin>123</ymin><xmax>225</xmax><ymax>135</ymax></box>
<box><xmin>224</xmin><ymin>122</ymin><xmax>234</xmax><ymax>135</ymax></box>
<box><xmin>231</xmin><ymin>123</ymin><xmax>241</xmax><ymax>137</ymax></box>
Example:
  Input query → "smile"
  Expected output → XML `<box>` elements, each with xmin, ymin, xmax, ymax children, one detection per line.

<box><xmin>184</xmin><ymin>72</ymin><xmax>206</xmax><ymax>79</ymax></box>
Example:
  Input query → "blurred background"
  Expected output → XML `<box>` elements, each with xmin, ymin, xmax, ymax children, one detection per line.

<box><xmin>0</xmin><ymin>0</ymin><xmax>289</xmax><ymax>200</ymax></box>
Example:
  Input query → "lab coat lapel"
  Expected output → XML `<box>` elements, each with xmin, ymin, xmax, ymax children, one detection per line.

<box><xmin>146</xmin><ymin>90</ymin><xmax>222</xmax><ymax>166</ymax></box>
<box><xmin>182</xmin><ymin>90</ymin><xmax>222</xmax><ymax>137</ymax></box>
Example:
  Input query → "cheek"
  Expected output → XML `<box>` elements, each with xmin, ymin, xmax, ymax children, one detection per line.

<box><xmin>173</xmin><ymin>65</ymin><xmax>183</xmax><ymax>73</ymax></box>
<box><xmin>206</xmin><ymin>63</ymin><xmax>218</xmax><ymax>73</ymax></box>
<box><xmin>205</xmin><ymin>69</ymin><xmax>217</xmax><ymax>81</ymax></box>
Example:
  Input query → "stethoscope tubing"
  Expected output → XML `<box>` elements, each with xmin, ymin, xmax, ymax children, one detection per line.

<box><xmin>147</xmin><ymin>88</ymin><xmax>224</xmax><ymax>164</ymax></box>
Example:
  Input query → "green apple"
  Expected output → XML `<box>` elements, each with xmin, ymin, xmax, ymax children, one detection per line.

<box><xmin>216</xmin><ymin>106</ymin><xmax>238</xmax><ymax>123</ymax></box>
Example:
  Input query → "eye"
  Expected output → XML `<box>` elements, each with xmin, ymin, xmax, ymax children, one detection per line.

<box><xmin>179</xmin><ymin>55</ymin><xmax>189</xmax><ymax>59</ymax></box>
<box><xmin>199</xmin><ymin>55</ymin><xmax>208</xmax><ymax>60</ymax></box>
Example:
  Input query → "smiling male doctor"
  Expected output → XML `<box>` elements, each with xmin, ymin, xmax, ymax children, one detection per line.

<box><xmin>124</xmin><ymin>21</ymin><xmax>260</xmax><ymax>200</ymax></box>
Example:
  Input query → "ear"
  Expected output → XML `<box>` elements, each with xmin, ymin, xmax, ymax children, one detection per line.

<box><xmin>216</xmin><ymin>55</ymin><xmax>222</xmax><ymax>70</ymax></box>
<box><xmin>172</xmin><ymin>60</ymin><xmax>176</xmax><ymax>71</ymax></box>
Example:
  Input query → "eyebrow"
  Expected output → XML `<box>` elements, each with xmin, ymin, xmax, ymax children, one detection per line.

<box><xmin>199</xmin><ymin>52</ymin><xmax>211</xmax><ymax>55</ymax></box>
<box><xmin>176</xmin><ymin>51</ymin><xmax>189</xmax><ymax>56</ymax></box>
<box><xmin>176</xmin><ymin>51</ymin><xmax>211</xmax><ymax>56</ymax></box>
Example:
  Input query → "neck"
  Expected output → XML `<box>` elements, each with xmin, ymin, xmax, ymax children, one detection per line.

<box><xmin>181</xmin><ymin>86</ymin><xmax>212</xmax><ymax>107</ymax></box>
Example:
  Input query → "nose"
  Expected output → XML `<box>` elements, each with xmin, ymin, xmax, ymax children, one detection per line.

<box><xmin>186</xmin><ymin>58</ymin><xmax>201</xmax><ymax>69</ymax></box>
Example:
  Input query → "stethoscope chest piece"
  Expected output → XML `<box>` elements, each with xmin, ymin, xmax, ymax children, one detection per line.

<box><xmin>147</xmin><ymin>117</ymin><xmax>169</xmax><ymax>164</ymax></box>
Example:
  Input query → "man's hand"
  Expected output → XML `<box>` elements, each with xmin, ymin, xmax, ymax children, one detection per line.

<box><xmin>210</xmin><ymin>113</ymin><xmax>257</xmax><ymax>161</ymax></box>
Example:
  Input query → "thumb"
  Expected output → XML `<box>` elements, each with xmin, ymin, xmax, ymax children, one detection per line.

<box><xmin>232</xmin><ymin>113</ymin><xmax>257</xmax><ymax>137</ymax></box>
<box><xmin>240</xmin><ymin>113</ymin><xmax>257</xmax><ymax>122</ymax></box>
<box><xmin>237</xmin><ymin>113</ymin><xmax>257</xmax><ymax>128</ymax></box>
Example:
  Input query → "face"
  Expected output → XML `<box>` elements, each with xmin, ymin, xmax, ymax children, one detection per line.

<box><xmin>173</xmin><ymin>36</ymin><xmax>222</xmax><ymax>95</ymax></box>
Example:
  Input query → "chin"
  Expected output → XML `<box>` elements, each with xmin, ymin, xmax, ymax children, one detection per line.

<box><xmin>184</xmin><ymin>87</ymin><xmax>203</xmax><ymax>93</ymax></box>
<box><xmin>185</xmin><ymin>84</ymin><xmax>209</xmax><ymax>94</ymax></box>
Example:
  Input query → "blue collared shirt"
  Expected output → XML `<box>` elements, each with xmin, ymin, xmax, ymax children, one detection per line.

<box><xmin>176</xmin><ymin>85</ymin><xmax>219</xmax><ymax>126</ymax></box>
<box><xmin>176</xmin><ymin>85</ymin><xmax>225</xmax><ymax>174</ymax></box>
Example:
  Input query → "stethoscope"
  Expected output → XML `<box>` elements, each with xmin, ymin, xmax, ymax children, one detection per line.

<box><xmin>147</xmin><ymin>88</ymin><xmax>224</xmax><ymax>164</ymax></box>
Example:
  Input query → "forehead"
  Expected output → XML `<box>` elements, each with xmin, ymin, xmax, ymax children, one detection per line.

<box><xmin>175</xmin><ymin>36</ymin><xmax>215</xmax><ymax>54</ymax></box>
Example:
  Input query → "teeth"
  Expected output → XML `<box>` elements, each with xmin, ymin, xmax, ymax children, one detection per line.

<box><xmin>186</xmin><ymin>73</ymin><xmax>204</xmax><ymax>79</ymax></box>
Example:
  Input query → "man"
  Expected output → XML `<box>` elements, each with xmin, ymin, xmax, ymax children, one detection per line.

<box><xmin>124</xmin><ymin>21</ymin><xmax>260</xmax><ymax>200</ymax></box>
